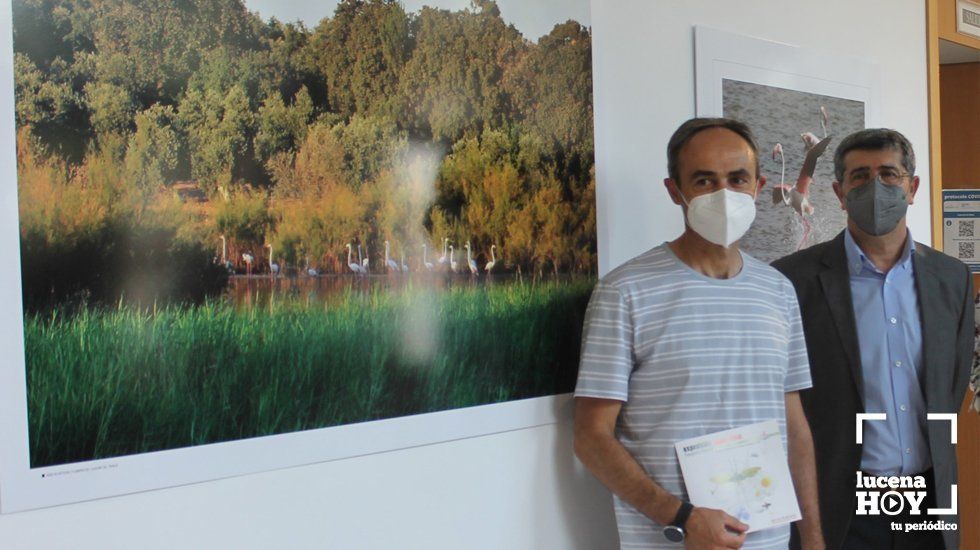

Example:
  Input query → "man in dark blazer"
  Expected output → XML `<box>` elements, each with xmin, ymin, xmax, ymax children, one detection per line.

<box><xmin>773</xmin><ymin>128</ymin><xmax>973</xmax><ymax>550</ymax></box>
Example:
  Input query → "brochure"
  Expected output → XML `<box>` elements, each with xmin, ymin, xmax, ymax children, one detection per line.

<box><xmin>675</xmin><ymin>420</ymin><xmax>801</xmax><ymax>532</ymax></box>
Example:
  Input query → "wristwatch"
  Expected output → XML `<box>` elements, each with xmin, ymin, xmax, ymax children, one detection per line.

<box><xmin>662</xmin><ymin>501</ymin><xmax>694</xmax><ymax>543</ymax></box>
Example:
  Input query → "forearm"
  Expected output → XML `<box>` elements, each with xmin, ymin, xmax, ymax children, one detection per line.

<box><xmin>786</xmin><ymin>398</ymin><xmax>824</xmax><ymax>549</ymax></box>
<box><xmin>574</xmin><ymin>427</ymin><xmax>681</xmax><ymax>525</ymax></box>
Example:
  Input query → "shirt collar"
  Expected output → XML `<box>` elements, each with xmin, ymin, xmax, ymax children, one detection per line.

<box><xmin>843</xmin><ymin>227</ymin><xmax>915</xmax><ymax>276</ymax></box>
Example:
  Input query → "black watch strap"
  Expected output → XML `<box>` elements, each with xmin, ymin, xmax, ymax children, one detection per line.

<box><xmin>671</xmin><ymin>501</ymin><xmax>694</xmax><ymax>529</ymax></box>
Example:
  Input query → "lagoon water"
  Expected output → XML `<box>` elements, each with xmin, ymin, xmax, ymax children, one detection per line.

<box><xmin>723</xmin><ymin>79</ymin><xmax>865</xmax><ymax>263</ymax></box>
<box><xmin>225</xmin><ymin>272</ymin><xmax>577</xmax><ymax>309</ymax></box>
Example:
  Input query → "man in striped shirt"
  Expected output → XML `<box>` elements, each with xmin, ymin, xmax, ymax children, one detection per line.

<box><xmin>574</xmin><ymin>118</ymin><xmax>824</xmax><ymax>549</ymax></box>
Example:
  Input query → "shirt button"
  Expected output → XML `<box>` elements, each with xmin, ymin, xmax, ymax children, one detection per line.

<box><xmin>900</xmin><ymin>405</ymin><xmax>907</xmax><ymax>411</ymax></box>
<box><xmin>890</xmin><ymin>317</ymin><xmax>898</xmax><ymax>324</ymax></box>
<box><xmin>895</xmin><ymin>361</ymin><xmax>902</xmax><ymax>367</ymax></box>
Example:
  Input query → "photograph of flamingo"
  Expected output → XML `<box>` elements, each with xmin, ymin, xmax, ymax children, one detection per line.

<box><xmin>10</xmin><ymin>0</ymin><xmax>595</xmax><ymax>470</ymax></box>
<box><xmin>722</xmin><ymin>79</ymin><xmax>866</xmax><ymax>262</ymax></box>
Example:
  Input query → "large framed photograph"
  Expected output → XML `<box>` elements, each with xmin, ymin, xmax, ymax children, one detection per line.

<box><xmin>0</xmin><ymin>0</ymin><xmax>595</xmax><ymax>512</ymax></box>
<box><xmin>695</xmin><ymin>26</ymin><xmax>880</xmax><ymax>262</ymax></box>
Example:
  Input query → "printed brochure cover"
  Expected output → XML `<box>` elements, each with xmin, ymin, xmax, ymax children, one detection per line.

<box><xmin>675</xmin><ymin>420</ymin><xmax>801</xmax><ymax>533</ymax></box>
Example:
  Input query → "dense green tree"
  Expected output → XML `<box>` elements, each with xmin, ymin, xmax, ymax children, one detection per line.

<box><xmin>125</xmin><ymin>104</ymin><xmax>183</xmax><ymax>196</ymax></box>
<box><xmin>255</xmin><ymin>86</ymin><xmax>314</xmax><ymax>166</ymax></box>
<box><xmin>507</xmin><ymin>21</ymin><xmax>593</xmax><ymax>161</ymax></box>
<box><xmin>179</xmin><ymin>84</ymin><xmax>254</xmax><ymax>192</ymax></box>
<box><xmin>397</xmin><ymin>1</ymin><xmax>524</xmax><ymax>142</ymax></box>
<box><xmin>14</xmin><ymin>53</ymin><xmax>88</xmax><ymax>160</ymax></box>
<box><xmin>306</xmin><ymin>0</ymin><xmax>410</xmax><ymax>118</ymax></box>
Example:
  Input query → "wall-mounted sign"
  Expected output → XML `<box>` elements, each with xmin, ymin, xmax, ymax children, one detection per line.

<box><xmin>942</xmin><ymin>189</ymin><xmax>980</xmax><ymax>271</ymax></box>
<box><xmin>957</xmin><ymin>0</ymin><xmax>980</xmax><ymax>40</ymax></box>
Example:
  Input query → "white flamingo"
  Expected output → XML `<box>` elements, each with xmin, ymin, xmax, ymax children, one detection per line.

<box><xmin>266</xmin><ymin>244</ymin><xmax>280</xmax><ymax>276</ymax></box>
<box><xmin>400</xmin><ymin>249</ymin><xmax>409</xmax><ymax>272</ymax></box>
<box><xmin>219</xmin><ymin>235</ymin><xmax>234</xmax><ymax>273</ymax></box>
<box><xmin>346</xmin><ymin>244</ymin><xmax>364</xmax><ymax>274</ymax></box>
<box><xmin>484</xmin><ymin>245</ymin><xmax>497</xmax><ymax>273</ymax></box>
<box><xmin>360</xmin><ymin>245</ymin><xmax>369</xmax><ymax>273</ymax></box>
<box><xmin>242</xmin><ymin>252</ymin><xmax>254</xmax><ymax>275</ymax></box>
<box><xmin>438</xmin><ymin>238</ymin><xmax>449</xmax><ymax>266</ymax></box>
<box><xmin>465</xmin><ymin>242</ymin><xmax>478</xmax><ymax>275</ymax></box>
<box><xmin>449</xmin><ymin>245</ymin><xmax>458</xmax><ymax>273</ymax></box>
<box><xmin>305</xmin><ymin>255</ymin><xmax>319</xmax><ymax>277</ymax></box>
<box><xmin>384</xmin><ymin>240</ymin><xmax>400</xmax><ymax>273</ymax></box>
<box><xmin>422</xmin><ymin>244</ymin><xmax>435</xmax><ymax>271</ymax></box>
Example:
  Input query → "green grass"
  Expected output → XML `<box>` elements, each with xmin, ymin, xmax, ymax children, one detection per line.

<box><xmin>25</xmin><ymin>278</ymin><xmax>595</xmax><ymax>467</ymax></box>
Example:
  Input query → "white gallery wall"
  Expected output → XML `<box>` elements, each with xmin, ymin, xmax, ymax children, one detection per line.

<box><xmin>593</xmin><ymin>0</ymin><xmax>933</xmax><ymax>274</ymax></box>
<box><xmin>0</xmin><ymin>1</ymin><xmax>930</xmax><ymax>548</ymax></box>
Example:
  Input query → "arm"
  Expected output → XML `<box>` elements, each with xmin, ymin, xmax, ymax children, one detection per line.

<box><xmin>785</xmin><ymin>391</ymin><xmax>824</xmax><ymax>550</ymax></box>
<box><xmin>574</xmin><ymin>397</ymin><xmax>748</xmax><ymax>549</ymax></box>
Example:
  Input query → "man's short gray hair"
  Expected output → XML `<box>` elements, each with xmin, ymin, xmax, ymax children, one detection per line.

<box><xmin>833</xmin><ymin>128</ymin><xmax>916</xmax><ymax>183</ymax></box>
<box><xmin>667</xmin><ymin>117</ymin><xmax>760</xmax><ymax>183</ymax></box>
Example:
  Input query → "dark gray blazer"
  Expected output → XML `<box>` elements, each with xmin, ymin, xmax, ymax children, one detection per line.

<box><xmin>772</xmin><ymin>231</ymin><xmax>973</xmax><ymax>550</ymax></box>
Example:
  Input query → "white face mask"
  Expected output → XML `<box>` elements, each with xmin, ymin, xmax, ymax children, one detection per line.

<box><xmin>680</xmin><ymin>188</ymin><xmax>757</xmax><ymax>247</ymax></box>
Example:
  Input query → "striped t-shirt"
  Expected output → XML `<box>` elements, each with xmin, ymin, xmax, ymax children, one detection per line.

<box><xmin>575</xmin><ymin>244</ymin><xmax>812</xmax><ymax>549</ymax></box>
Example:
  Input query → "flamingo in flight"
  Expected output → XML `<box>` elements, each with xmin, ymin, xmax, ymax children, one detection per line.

<box><xmin>770</xmin><ymin>106</ymin><xmax>832</xmax><ymax>250</ymax></box>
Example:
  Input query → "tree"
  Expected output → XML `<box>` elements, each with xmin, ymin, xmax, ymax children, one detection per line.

<box><xmin>255</xmin><ymin>86</ymin><xmax>314</xmax><ymax>167</ymax></box>
<box><xmin>306</xmin><ymin>0</ymin><xmax>410</xmax><ymax>118</ymax></box>
<box><xmin>84</xmin><ymin>81</ymin><xmax>136</xmax><ymax>138</ymax></box>
<box><xmin>397</xmin><ymin>1</ymin><xmax>525</xmax><ymax>142</ymax></box>
<box><xmin>13</xmin><ymin>53</ymin><xmax>87</xmax><ymax>160</ymax></box>
<box><xmin>125</xmin><ymin>104</ymin><xmax>183</xmax><ymax>196</ymax></box>
<box><xmin>179</xmin><ymin>84</ymin><xmax>254</xmax><ymax>193</ymax></box>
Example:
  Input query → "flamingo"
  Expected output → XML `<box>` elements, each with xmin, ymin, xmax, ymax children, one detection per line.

<box><xmin>438</xmin><ymin>238</ymin><xmax>449</xmax><ymax>266</ymax></box>
<box><xmin>219</xmin><ymin>235</ymin><xmax>235</xmax><ymax>273</ymax></box>
<box><xmin>400</xmin><ymin>249</ymin><xmax>409</xmax><ymax>273</ymax></box>
<box><xmin>359</xmin><ymin>245</ymin><xmax>369</xmax><ymax>273</ymax></box>
<box><xmin>346</xmin><ymin>244</ymin><xmax>363</xmax><ymax>274</ymax></box>
<box><xmin>770</xmin><ymin>110</ymin><xmax>833</xmax><ymax>250</ymax></box>
<box><xmin>242</xmin><ymin>252</ymin><xmax>254</xmax><ymax>276</ymax></box>
<box><xmin>464</xmin><ymin>242</ymin><xmax>478</xmax><ymax>275</ymax></box>
<box><xmin>422</xmin><ymin>244</ymin><xmax>435</xmax><ymax>271</ymax></box>
<box><xmin>266</xmin><ymin>244</ymin><xmax>280</xmax><ymax>277</ymax></box>
<box><xmin>449</xmin><ymin>245</ymin><xmax>458</xmax><ymax>273</ymax></box>
<box><xmin>305</xmin><ymin>255</ymin><xmax>319</xmax><ymax>277</ymax></box>
<box><xmin>484</xmin><ymin>245</ymin><xmax>497</xmax><ymax>273</ymax></box>
<box><xmin>384</xmin><ymin>240</ymin><xmax>399</xmax><ymax>273</ymax></box>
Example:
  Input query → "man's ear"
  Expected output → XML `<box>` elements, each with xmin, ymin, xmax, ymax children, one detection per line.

<box><xmin>756</xmin><ymin>175</ymin><xmax>767</xmax><ymax>194</ymax></box>
<box><xmin>664</xmin><ymin>178</ymin><xmax>683</xmax><ymax>206</ymax></box>
<box><xmin>832</xmin><ymin>181</ymin><xmax>846</xmax><ymax>210</ymax></box>
<box><xmin>907</xmin><ymin>175</ymin><xmax>920</xmax><ymax>205</ymax></box>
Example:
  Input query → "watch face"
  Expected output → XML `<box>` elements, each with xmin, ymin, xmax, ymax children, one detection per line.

<box><xmin>663</xmin><ymin>525</ymin><xmax>685</xmax><ymax>543</ymax></box>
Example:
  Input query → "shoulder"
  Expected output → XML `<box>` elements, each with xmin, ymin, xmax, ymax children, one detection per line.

<box><xmin>771</xmin><ymin>239</ymin><xmax>834</xmax><ymax>273</ymax></box>
<box><xmin>599</xmin><ymin>244</ymin><xmax>677</xmax><ymax>294</ymax></box>
<box><xmin>741</xmin><ymin>252</ymin><xmax>799</xmax><ymax>301</ymax></box>
<box><xmin>913</xmin><ymin>240</ymin><xmax>970</xmax><ymax>280</ymax></box>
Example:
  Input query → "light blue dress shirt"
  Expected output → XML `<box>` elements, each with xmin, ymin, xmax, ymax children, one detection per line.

<box><xmin>844</xmin><ymin>228</ymin><xmax>929</xmax><ymax>476</ymax></box>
